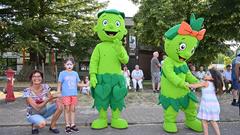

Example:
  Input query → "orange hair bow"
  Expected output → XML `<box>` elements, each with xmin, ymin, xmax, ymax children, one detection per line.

<box><xmin>178</xmin><ymin>21</ymin><xmax>206</xmax><ymax>40</ymax></box>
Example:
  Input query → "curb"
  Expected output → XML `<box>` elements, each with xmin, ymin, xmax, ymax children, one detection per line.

<box><xmin>1</xmin><ymin>120</ymin><xmax>240</xmax><ymax>127</ymax></box>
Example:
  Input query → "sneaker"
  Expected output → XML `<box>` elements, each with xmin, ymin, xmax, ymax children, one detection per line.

<box><xmin>153</xmin><ymin>90</ymin><xmax>157</xmax><ymax>93</ymax></box>
<box><xmin>231</xmin><ymin>101</ymin><xmax>239</xmax><ymax>107</ymax></box>
<box><xmin>32</xmin><ymin>129</ymin><xmax>39</xmax><ymax>134</ymax></box>
<box><xmin>49</xmin><ymin>127</ymin><xmax>60</xmax><ymax>134</ymax></box>
<box><xmin>65</xmin><ymin>126</ymin><xmax>72</xmax><ymax>134</ymax></box>
<box><xmin>70</xmin><ymin>125</ymin><xmax>79</xmax><ymax>132</ymax></box>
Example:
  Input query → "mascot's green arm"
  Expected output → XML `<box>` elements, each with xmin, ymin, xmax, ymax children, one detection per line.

<box><xmin>162</xmin><ymin>59</ymin><xmax>187</xmax><ymax>88</ymax></box>
<box><xmin>89</xmin><ymin>45</ymin><xmax>100</xmax><ymax>76</ymax></box>
<box><xmin>185</xmin><ymin>71</ymin><xmax>199</xmax><ymax>83</ymax></box>
<box><xmin>116</xmin><ymin>45</ymin><xmax>129</xmax><ymax>64</ymax></box>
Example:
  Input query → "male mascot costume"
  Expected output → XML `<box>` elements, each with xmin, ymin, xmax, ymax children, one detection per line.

<box><xmin>90</xmin><ymin>9</ymin><xmax>129</xmax><ymax>129</ymax></box>
<box><xmin>159</xmin><ymin>14</ymin><xmax>206</xmax><ymax>133</ymax></box>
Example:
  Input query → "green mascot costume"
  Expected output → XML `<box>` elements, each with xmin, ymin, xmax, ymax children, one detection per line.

<box><xmin>90</xmin><ymin>9</ymin><xmax>129</xmax><ymax>129</ymax></box>
<box><xmin>159</xmin><ymin>14</ymin><xmax>206</xmax><ymax>133</ymax></box>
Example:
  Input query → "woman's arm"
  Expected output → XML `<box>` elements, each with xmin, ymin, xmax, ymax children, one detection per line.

<box><xmin>188</xmin><ymin>81</ymin><xmax>209</xmax><ymax>89</ymax></box>
<box><xmin>26</xmin><ymin>96</ymin><xmax>54</xmax><ymax>112</ymax></box>
<box><xmin>78</xmin><ymin>82</ymin><xmax>88</xmax><ymax>87</ymax></box>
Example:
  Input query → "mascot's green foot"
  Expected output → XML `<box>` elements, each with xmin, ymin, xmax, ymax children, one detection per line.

<box><xmin>185</xmin><ymin>119</ymin><xmax>203</xmax><ymax>132</ymax></box>
<box><xmin>91</xmin><ymin>118</ymin><xmax>108</xmax><ymax>129</ymax></box>
<box><xmin>110</xmin><ymin>109</ymin><xmax>128</xmax><ymax>129</ymax></box>
<box><xmin>91</xmin><ymin>109</ymin><xmax>108</xmax><ymax>129</ymax></box>
<box><xmin>163</xmin><ymin>122</ymin><xmax>177</xmax><ymax>133</ymax></box>
<box><xmin>111</xmin><ymin>118</ymin><xmax>128</xmax><ymax>129</ymax></box>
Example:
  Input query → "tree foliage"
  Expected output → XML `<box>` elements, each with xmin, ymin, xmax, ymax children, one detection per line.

<box><xmin>132</xmin><ymin>0</ymin><xmax>240</xmax><ymax>66</ymax></box>
<box><xmin>0</xmin><ymin>0</ymin><xmax>105</xmax><ymax>67</ymax></box>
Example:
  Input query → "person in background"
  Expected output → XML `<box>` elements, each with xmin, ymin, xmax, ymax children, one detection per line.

<box><xmin>161</xmin><ymin>55</ymin><xmax>167</xmax><ymax>66</ymax></box>
<box><xmin>223</xmin><ymin>65</ymin><xmax>232</xmax><ymax>93</ymax></box>
<box><xmin>151</xmin><ymin>51</ymin><xmax>161</xmax><ymax>93</ymax></box>
<box><xmin>23</xmin><ymin>70</ymin><xmax>62</xmax><ymax>134</ymax></box>
<box><xmin>131</xmin><ymin>65</ymin><xmax>144</xmax><ymax>92</ymax></box>
<box><xmin>122</xmin><ymin>65</ymin><xmax>131</xmax><ymax>90</ymax></box>
<box><xmin>231</xmin><ymin>49</ymin><xmax>240</xmax><ymax>106</ymax></box>
<box><xmin>197</xmin><ymin>65</ymin><xmax>206</xmax><ymax>81</ymax></box>
<box><xmin>81</xmin><ymin>76</ymin><xmax>91</xmax><ymax>96</ymax></box>
<box><xmin>189</xmin><ymin>65</ymin><xmax>198</xmax><ymax>77</ymax></box>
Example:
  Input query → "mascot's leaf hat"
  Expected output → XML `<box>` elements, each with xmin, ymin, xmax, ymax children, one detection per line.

<box><xmin>164</xmin><ymin>14</ymin><xmax>206</xmax><ymax>41</ymax></box>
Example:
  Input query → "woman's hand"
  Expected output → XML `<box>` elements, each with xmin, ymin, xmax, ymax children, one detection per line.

<box><xmin>48</xmin><ymin>95</ymin><xmax>58</xmax><ymax>101</ymax></box>
<box><xmin>51</xmin><ymin>92</ymin><xmax>61</xmax><ymax>98</ymax></box>
<box><xmin>188</xmin><ymin>81</ymin><xmax>208</xmax><ymax>89</ymax></box>
<box><xmin>188</xmin><ymin>84</ymin><xmax>198</xmax><ymax>89</ymax></box>
<box><xmin>200</xmin><ymin>81</ymin><xmax>209</xmax><ymax>87</ymax></box>
<box><xmin>47</xmin><ymin>91</ymin><xmax>60</xmax><ymax>104</ymax></box>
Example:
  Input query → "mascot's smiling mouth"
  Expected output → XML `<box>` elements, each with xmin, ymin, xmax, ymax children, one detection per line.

<box><xmin>179</xmin><ymin>56</ymin><xmax>186</xmax><ymax>61</ymax></box>
<box><xmin>105</xmin><ymin>31</ymin><xmax>117</xmax><ymax>36</ymax></box>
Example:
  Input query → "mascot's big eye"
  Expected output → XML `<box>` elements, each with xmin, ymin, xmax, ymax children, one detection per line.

<box><xmin>102</xmin><ymin>20</ymin><xmax>108</xmax><ymax>26</ymax></box>
<box><xmin>179</xmin><ymin>43</ymin><xmax>186</xmax><ymax>51</ymax></box>
<box><xmin>116</xmin><ymin>21</ymin><xmax>121</xmax><ymax>27</ymax></box>
<box><xmin>191</xmin><ymin>47</ymin><xmax>196</xmax><ymax>54</ymax></box>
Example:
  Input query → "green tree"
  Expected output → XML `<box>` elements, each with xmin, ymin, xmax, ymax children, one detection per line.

<box><xmin>0</xmin><ymin>0</ymin><xmax>105</xmax><ymax>68</ymax></box>
<box><xmin>132</xmin><ymin>0</ymin><xmax>240</xmax><ymax>66</ymax></box>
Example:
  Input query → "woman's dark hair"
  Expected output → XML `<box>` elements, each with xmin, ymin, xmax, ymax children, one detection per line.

<box><xmin>29</xmin><ymin>70</ymin><xmax>43</xmax><ymax>81</ymax></box>
<box><xmin>209</xmin><ymin>68</ymin><xmax>224</xmax><ymax>95</ymax></box>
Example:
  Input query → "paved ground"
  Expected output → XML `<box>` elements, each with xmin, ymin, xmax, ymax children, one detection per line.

<box><xmin>0</xmin><ymin>82</ymin><xmax>239</xmax><ymax>135</ymax></box>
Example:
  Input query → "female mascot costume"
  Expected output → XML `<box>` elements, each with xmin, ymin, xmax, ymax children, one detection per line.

<box><xmin>159</xmin><ymin>14</ymin><xmax>206</xmax><ymax>133</ymax></box>
<box><xmin>90</xmin><ymin>9</ymin><xmax>129</xmax><ymax>129</ymax></box>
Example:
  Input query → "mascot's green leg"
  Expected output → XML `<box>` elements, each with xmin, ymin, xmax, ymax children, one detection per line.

<box><xmin>163</xmin><ymin>106</ymin><xmax>178</xmax><ymax>133</ymax></box>
<box><xmin>91</xmin><ymin>108</ymin><xmax>108</xmax><ymax>129</ymax></box>
<box><xmin>183</xmin><ymin>100</ymin><xmax>203</xmax><ymax>132</ymax></box>
<box><xmin>111</xmin><ymin>108</ymin><xmax>128</xmax><ymax>129</ymax></box>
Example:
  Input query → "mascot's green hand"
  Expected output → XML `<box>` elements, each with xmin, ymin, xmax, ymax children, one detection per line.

<box><xmin>113</xmin><ymin>39</ymin><xmax>123</xmax><ymax>53</ymax></box>
<box><xmin>90</xmin><ymin>74</ymin><xmax>97</xmax><ymax>88</ymax></box>
<box><xmin>179</xmin><ymin>81</ymin><xmax>190</xmax><ymax>90</ymax></box>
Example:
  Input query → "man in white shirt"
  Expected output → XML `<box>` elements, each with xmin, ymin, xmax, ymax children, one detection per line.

<box><xmin>131</xmin><ymin>65</ymin><xmax>144</xmax><ymax>91</ymax></box>
<box><xmin>223</xmin><ymin>65</ymin><xmax>232</xmax><ymax>93</ymax></box>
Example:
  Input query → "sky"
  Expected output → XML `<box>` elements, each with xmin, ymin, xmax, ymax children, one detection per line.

<box><xmin>98</xmin><ymin>0</ymin><xmax>139</xmax><ymax>17</ymax></box>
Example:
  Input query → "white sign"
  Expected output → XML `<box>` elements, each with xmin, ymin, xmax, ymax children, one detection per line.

<box><xmin>129</xmin><ymin>36</ymin><xmax>136</xmax><ymax>49</ymax></box>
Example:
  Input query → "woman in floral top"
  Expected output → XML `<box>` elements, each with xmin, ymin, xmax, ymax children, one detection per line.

<box><xmin>23</xmin><ymin>70</ymin><xmax>62</xmax><ymax>134</ymax></box>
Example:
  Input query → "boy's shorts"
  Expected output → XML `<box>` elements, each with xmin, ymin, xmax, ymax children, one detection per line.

<box><xmin>62</xmin><ymin>96</ymin><xmax>78</xmax><ymax>106</ymax></box>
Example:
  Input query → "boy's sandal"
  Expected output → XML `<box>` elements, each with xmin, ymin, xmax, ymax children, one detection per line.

<box><xmin>70</xmin><ymin>125</ymin><xmax>79</xmax><ymax>132</ymax></box>
<box><xmin>65</xmin><ymin>126</ymin><xmax>72</xmax><ymax>134</ymax></box>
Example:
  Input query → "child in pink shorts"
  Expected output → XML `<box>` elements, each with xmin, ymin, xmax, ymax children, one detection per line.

<box><xmin>57</xmin><ymin>58</ymin><xmax>87</xmax><ymax>134</ymax></box>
